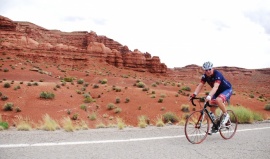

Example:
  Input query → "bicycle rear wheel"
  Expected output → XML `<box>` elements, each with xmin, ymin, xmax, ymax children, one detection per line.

<box><xmin>219</xmin><ymin>110</ymin><xmax>238</xmax><ymax>139</ymax></box>
<box><xmin>184</xmin><ymin>110</ymin><xmax>209</xmax><ymax>144</ymax></box>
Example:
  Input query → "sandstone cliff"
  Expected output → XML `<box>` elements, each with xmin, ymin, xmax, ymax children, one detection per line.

<box><xmin>0</xmin><ymin>15</ymin><xmax>167</xmax><ymax>73</ymax></box>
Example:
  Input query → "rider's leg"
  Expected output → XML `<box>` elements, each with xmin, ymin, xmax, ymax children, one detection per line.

<box><xmin>216</xmin><ymin>97</ymin><xmax>227</xmax><ymax>114</ymax></box>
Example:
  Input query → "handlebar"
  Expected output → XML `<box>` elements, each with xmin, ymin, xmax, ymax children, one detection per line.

<box><xmin>190</xmin><ymin>97</ymin><xmax>208</xmax><ymax>106</ymax></box>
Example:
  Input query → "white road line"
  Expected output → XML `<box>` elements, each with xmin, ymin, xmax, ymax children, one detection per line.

<box><xmin>1</xmin><ymin>127</ymin><xmax>270</xmax><ymax>148</ymax></box>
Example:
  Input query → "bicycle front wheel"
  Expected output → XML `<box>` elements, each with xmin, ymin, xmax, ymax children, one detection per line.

<box><xmin>184</xmin><ymin>110</ymin><xmax>209</xmax><ymax>144</ymax></box>
<box><xmin>219</xmin><ymin>110</ymin><xmax>238</xmax><ymax>139</ymax></box>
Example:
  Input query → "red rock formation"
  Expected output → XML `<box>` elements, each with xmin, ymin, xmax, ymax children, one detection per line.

<box><xmin>0</xmin><ymin>15</ymin><xmax>167</xmax><ymax>73</ymax></box>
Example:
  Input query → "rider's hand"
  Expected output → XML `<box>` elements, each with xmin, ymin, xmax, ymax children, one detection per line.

<box><xmin>206</xmin><ymin>95</ymin><xmax>211</xmax><ymax>101</ymax></box>
<box><xmin>189</xmin><ymin>94</ymin><xmax>196</xmax><ymax>101</ymax></box>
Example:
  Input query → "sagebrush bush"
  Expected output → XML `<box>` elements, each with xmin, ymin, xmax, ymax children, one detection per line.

<box><xmin>40</xmin><ymin>91</ymin><xmax>55</xmax><ymax>99</ymax></box>
<box><xmin>114</xmin><ymin>107</ymin><xmax>122</xmax><ymax>114</ymax></box>
<box><xmin>264</xmin><ymin>103</ymin><xmax>270</xmax><ymax>111</ymax></box>
<box><xmin>107</xmin><ymin>103</ymin><xmax>115</xmax><ymax>110</ymax></box>
<box><xmin>0</xmin><ymin>122</ymin><xmax>8</xmax><ymax>129</ymax></box>
<box><xmin>99</xmin><ymin>79</ymin><xmax>108</xmax><ymax>84</ymax></box>
<box><xmin>3</xmin><ymin>102</ymin><xmax>13</xmax><ymax>111</ymax></box>
<box><xmin>163</xmin><ymin>112</ymin><xmax>179</xmax><ymax>123</ymax></box>
<box><xmin>77</xmin><ymin>79</ymin><xmax>84</xmax><ymax>84</ymax></box>
<box><xmin>181</xmin><ymin>104</ymin><xmax>190</xmax><ymax>112</ymax></box>
<box><xmin>181</xmin><ymin>86</ymin><xmax>191</xmax><ymax>91</ymax></box>
<box><xmin>88</xmin><ymin>112</ymin><xmax>97</xmax><ymax>121</ymax></box>
<box><xmin>3</xmin><ymin>82</ymin><xmax>10</xmax><ymax>88</ymax></box>
<box><xmin>136</xmin><ymin>82</ymin><xmax>145</xmax><ymax>88</ymax></box>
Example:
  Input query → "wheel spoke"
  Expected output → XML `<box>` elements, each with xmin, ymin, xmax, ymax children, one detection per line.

<box><xmin>185</xmin><ymin>111</ymin><xmax>209</xmax><ymax>144</ymax></box>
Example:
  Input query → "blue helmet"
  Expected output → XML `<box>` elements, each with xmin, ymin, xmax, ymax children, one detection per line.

<box><xmin>202</xmin><ymin>61</ymin><xmax>213</xmax><ymax>70</ymax></box>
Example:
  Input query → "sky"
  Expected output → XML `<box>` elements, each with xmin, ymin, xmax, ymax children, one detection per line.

<box><xmin>1</xmin><ymin>0</ymin><xmax>270</xmax><ymax>69</ymax></box>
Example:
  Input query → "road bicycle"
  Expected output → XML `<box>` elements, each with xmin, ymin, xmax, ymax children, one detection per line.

<box><xmin>184</xmin><ymin>97</ymin><xmax>238</xmax><ymax>144</ymax></box>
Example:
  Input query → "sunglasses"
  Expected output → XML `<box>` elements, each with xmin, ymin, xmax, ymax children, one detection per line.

<box><xmin>205</xmin><ymin>69</ymin><xmax>212</xmax><ymax>72</ymax></box>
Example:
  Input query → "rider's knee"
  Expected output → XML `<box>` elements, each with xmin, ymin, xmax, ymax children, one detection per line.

<box><xmin>216</xmin><ymin>97</ymin><xmax>224</xmax><ymax>104</ymax></box>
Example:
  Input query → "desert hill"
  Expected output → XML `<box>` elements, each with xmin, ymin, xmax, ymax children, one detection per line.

<box><xmin>0</xmin><ymin>15</ymin><xmax>269</xmax><ymax>128</ymax></box>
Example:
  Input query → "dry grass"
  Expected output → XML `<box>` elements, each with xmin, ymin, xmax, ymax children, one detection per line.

<box><xmin>13</xmin><ymin>115</ymin><xmax>33</xmax><ymax>131</ymax></box>
<box><xmin>39</xmin><ymin>114</ymin><xmax>60</xmax><ymax>131</ymax></box>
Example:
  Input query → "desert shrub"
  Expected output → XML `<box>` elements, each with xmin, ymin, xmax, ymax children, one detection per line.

<box><xmin>93</xmin><ymin>84</ymin><xmax>99</xmax><ymax>88</ymax></box>
<box><xmin>163</xmin><ymin>112</ymin><xmax>179</xmax><ymax>123</ymax></box>
<box><xmin>3</xmin><ymin>68</ymin><xmax>9</xmax><ymax>72</ymax></box>
<box><xmin>3</xmin><ymin>102</ymin><xmax>13</xmax><ymax>111</ymax></box>
<box><xmin>0</xmin><ymin>122</ymin><xmax>8</xmax><ymax>130</ymax></box>
<box><xmin>264</xmin><ymin>103</ymin><xmax>270</xmax><ymax>111</ymax></box>
<box><xmin>88</xmin><ymin>112</ymin><xmax>97</xmax><ymax>121</ymax></box>
<box><xmin>15</xmin><ymin>107</ymin><xmax>21</xmax><ymax>112</ymax></box>
<box><xmin>14</xmin><ymin>85</ymin><xmax>21</xmax><ymax>90</ymax></box>
<box><xmin>0</xmin><ymin>116</ymin><xmax>9</xmax><ymax>130</ymax></box>
<box><xmin>160</xmin><ymin>94</ymin><xmax>166</xmax><ymax>98</ymax></box>
<box><xmin>40</xmin><ymin>91</ymin><xmax>55</xmax><ymax>99</ymax></box>
<box><xmin>151</xmin><ymin>83</ymin><xmax>157</xmax><ymax>87</ymax></box>
<box><xmin>1</xmin><ymin>95</ymin><xmax>8</xmax><ymax>101</ymax></box>
<box><xmin>114</xmin><ymin>107</ymin><xmax>122</xmax><ymax>114</ymax></box>
<box><xmin>107</xmin><ymin>103</ymin><xmax>115</xmax><ymax>110</ymax></box>
<box><xmin>114</xmin><ymin>87</ymin><xmax>121</xmax><ymax>92</ymax></box>
<box><xmin>181</xmin><ymin>86</ymin><xmax>191</xmax><ymax>91</ymax></box>
<box><xmin>84</xmin><ymin>82</ymin><xmax>89</xmax><ymax>87</ymax></box>
<box><xmin>181</xmin><ymin>104</ymin><xmax>190</xmax><ymax>112</ymax></box>
<box><xmin>84</xmin><ymin>96</ymin><xmax>96</xmax><ymax>103</ymax></box>
<box><xmin>72</xmin><ymin>113</ymin><xmax>79</xmax><ymax>120</ymax></box>
<box><xmin>158</xmin><ymin>98</ymin><xmax>163</xmax><ymax>103</ymax></box>
<box><xmin>99</xmin><ymin>79</ymin><xmax>108</xmax><ymax>84</ymax></box>
<box><xmin>115</xmin><ymin>97</ymin><xmax>120</xmax><ymax>103</ymax></box>
<box><xmin>80</xmin><ymin>104</ymin><xmax>87</xmax><ymax>111</ymax></box>
<box><xmin>125</xmin><ymin>98</ymin><xmax>130</xmax><ymax>103</ymax></box>
<box><xmin>63</xmin><ymin>77</ymin><xmax>73</xmax><ymax>82</ymax></box>
<box><xmin>77</xmin><ymin>79</ymin><xmax>84</xmax><ymax>84</ymax></box>
<box><xmin>136</xmin><ymin>81</ymin><xmax>145</xmax><ymax>88</ymax></box>
<box><xmin>3</xmin><ymin>82</ymin><xmax>10</xmax><ymax>88</ymax></box>
<box><xmin>142</xmin><ymin>87</ymin><xmax>149</xmax><ymax>91</ymax></box>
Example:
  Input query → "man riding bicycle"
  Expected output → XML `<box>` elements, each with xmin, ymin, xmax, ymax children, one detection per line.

<box><xmin>189</xmin><ymin>61</ymin><xmax>233</xmax><ymax>134</ymax></box>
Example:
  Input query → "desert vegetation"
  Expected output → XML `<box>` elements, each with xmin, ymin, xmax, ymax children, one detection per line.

<box><xmin>0</xmin><ymin>51</ymin><xmax>269</xmax><ymax>132</ymax></box>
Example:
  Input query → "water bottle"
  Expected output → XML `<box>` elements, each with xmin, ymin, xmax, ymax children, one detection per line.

<box><xmin>209</xmin><ymin>112</ymin><xmax>216</xmax><ymax>121</ymax></box>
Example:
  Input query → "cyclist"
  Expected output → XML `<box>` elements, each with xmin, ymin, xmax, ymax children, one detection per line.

<box><xmin>189</xmin><ymin>61</ymin><xmax>233</xmax><ymax>134</ymax></box>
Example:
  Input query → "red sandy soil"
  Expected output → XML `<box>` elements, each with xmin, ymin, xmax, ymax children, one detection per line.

<box><xmin>0</xmin><ymin>53</ymin><xmax>269</xmax><ymax>129</ymax></box>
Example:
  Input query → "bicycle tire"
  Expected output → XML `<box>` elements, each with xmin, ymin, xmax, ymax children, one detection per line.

<box><xmin>219</xmin><ymin>110</ymin><xmax>238</xmax><ymax>139</ymax></box>
<box><xmin>184</xmin><ymin>110</ymin><xmax>209</xmax><ymax>144</ymax></box>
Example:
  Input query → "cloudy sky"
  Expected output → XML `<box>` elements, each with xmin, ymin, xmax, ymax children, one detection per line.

<box><xmin>1</xmin><ymin>0</ymin><xmax>270</xmax><ymax>69</ymax></box>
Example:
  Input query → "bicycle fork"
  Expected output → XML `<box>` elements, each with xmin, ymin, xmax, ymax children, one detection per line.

<box><xmin>195</xmin><ymin>112</ymin><xmax>205</xmax><ymax>129</ymax></box>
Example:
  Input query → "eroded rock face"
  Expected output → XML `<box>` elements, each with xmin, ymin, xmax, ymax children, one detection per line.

<box><xmin>0</xmin><ymin>15</ymin><xmax>167</xmax><ymax>73</ymax></box>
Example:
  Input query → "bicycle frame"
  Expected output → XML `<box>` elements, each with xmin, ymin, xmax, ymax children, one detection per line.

<box><xmin>192</xmin><ymin>97</ymin><xmax>219</xmax><ymax>125</ymax></box>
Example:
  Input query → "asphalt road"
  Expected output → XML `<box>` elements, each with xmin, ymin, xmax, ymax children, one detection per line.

<box><xmin>1</xmin><ymin>121</ymin><xmax>270</xmax><ymax>159</ymax></box>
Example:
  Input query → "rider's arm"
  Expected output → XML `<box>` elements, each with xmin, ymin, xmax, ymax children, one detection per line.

<box><xmin>208</xmin><ymin>82</ymin><xmax>220</xmax><ymax>97</ymax></box>
<box><xmin>194</xmin><ymin>82</ymin><xmax>204</xmax><ymax>95</ymax></box>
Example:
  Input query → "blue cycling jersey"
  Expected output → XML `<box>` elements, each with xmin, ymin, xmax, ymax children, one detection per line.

<box><xmin>201</xmin><ymin>69</ymin><xmax>232</xmax><ymax>95</ymax></box>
